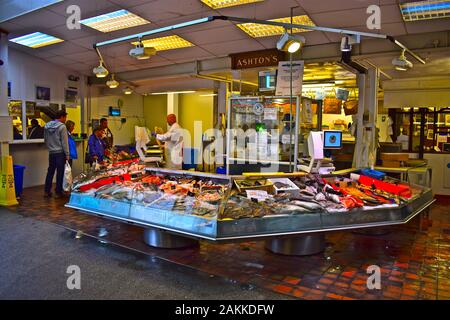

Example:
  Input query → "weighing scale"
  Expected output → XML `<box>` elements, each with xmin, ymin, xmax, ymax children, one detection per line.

<box><xmin>298</xmin><ymin>130</ymin><xmax>342</xmax><ymax>174</ymax></box>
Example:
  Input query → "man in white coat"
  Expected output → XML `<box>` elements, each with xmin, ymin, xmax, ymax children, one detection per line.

<box><xmin>155</xmin><ymin>114</ymin><xmax>183</xmax><ymax>169</ymax></box>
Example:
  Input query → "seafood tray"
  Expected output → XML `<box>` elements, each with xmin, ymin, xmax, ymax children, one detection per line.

<box><xmin>268</xmin><ymin>178</ymin><xmax>300</xmax><ymax>196</ymax></box>
<box><xmin>234</xmin><ymin>178</ymin><xmax>273</xmax><ymax>193</ymax></box>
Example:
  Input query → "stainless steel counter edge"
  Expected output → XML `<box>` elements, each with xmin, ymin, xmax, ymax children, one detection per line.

<box><xmin>65</xmin><ymin>198</ymin><xmax>435</xmax><ymax>242</ymax></box>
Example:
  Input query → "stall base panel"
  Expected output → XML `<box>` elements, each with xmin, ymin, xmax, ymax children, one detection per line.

<box><xmin>69</xmin><ymin>193</ymin><xmax>131</xmax><ymax>218</ymax></box>
<box><xmin>129</xmin><ymin>204</ymin><xmax>217</xmax><ymax>238</ymax></box>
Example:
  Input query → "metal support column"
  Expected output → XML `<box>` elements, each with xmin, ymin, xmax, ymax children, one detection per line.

<box><xmin>353</xmin><ymin>67</ymin><xmax>379</xmax><ymax>168</ymax></box>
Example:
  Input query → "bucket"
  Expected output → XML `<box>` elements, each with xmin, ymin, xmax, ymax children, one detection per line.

<box><xmin>13</xmin><ymin>165</ymin><xmax>26</xmax><ymax>198</ymax></box>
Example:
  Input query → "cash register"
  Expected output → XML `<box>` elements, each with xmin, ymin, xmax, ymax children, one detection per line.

<box><xmin>298</xmin><ymin>130</ymin><xmax>342</xmax><ymax>174</ymax></box>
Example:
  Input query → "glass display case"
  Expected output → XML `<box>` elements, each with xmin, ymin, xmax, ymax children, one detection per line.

<box><xmin>67</xmin><ymin>163</ymin><xmax>434</xmax><ymax>241</ymax></box>
<box><xmin>226</xmin><ymin>96</ymin><xmax>300</xmax><ymax>175</ymax></box>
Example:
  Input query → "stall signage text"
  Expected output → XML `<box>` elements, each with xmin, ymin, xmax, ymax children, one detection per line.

<box><xmin>230</xmin><ymin>49</ymin><xmax>285</xmax><ymax>70</ymax></box>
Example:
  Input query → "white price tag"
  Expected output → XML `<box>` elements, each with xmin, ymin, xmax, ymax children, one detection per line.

<box><xmin>246</xmin><ymin>190</ymin><xmax>269</xmax><ymax>202</ymax></box>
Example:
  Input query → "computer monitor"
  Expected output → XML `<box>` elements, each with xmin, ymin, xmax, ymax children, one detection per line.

<box><xmin>323</xmin><ymin>130</ymin><xmax>343</xmax><ymax>149</ymax></box>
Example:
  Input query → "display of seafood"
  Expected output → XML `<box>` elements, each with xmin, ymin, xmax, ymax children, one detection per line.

<box><xmin>72</xmin><ymin>163</ymin><xmax>230</xmax><ymax>218</ymax></box>
<box><xmin>72</xmin><ymin>163</ymin><xmax>418</xmax><ymax>221</ymax></box>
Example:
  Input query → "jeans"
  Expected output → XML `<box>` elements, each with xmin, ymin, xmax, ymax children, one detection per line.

<box><xmin>45</xmin><ymin>152</ymin><xmax>66</xmax><ymax>194</ymax></box>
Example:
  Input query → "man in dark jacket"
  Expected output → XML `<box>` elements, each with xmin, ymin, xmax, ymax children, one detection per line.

<box><xmin>28</xmin><ymin>119</ymin><xmax>44</xmax><ymax>139</ymax></box>
<box><xmin>44</xmin><ymin>110</ymin><xmax>69</xmax><ymax>198</ymax></box>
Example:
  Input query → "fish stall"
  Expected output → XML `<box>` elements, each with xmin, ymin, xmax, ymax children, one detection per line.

<box><xmin>66</xmin><ymin>161</ymin><xmax>435</xmax><ymax>255</ymax></box>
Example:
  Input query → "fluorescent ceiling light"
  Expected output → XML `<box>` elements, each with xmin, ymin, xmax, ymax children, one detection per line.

<box><xmin>80</xmin><ymin>9</ymin><xmax>150</xmax><ymax>33</ymax></box>
<box><xmin>151</xmin><ymin>91</ymin><xmax>196</xmax><ymax>95</ymax></box>
<box><xmin>200</xmin><ymin>0</ymin><xmax>264</xmax><ymax>9</ymax></box>
<box><xmin>400</xmin><ymin>0</ymin><xmax>450</xmax><ymax>21</ymax></box>
<box><xmin>131</xmin><ymin>35</ymin><xmax>193</xmax><ymax>51</ymax></box>
<box><xmin>237</xmin><ymin>15</ymin><xmax>315</xmax><ymax>38</ymax></box>
<box><xmin>9</xmin><ymin>32</ymin><xmax>63</xmax><ymax>48</ymax></box>
<box><xmin>200</xmin><ymin>93</ymin><xmax>218</xmax><ymax>97</ymax></box>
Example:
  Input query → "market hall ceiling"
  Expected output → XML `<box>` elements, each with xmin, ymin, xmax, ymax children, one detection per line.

<box><xmin>1</xmin><ymin>0</ymin><xmax>450</xmax><ymax>78</ymax></box>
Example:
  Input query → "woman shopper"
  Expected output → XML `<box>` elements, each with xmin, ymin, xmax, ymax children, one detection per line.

<box><xmin>66</xmin><ymin>120</ymin><xmax>77</xmax><ymax>166</ymax></box>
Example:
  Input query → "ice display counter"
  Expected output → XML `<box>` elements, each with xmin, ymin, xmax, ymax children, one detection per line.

<box><xmin>66</xmin><ymin>163</ymin><xmax>434</xmax><ymax>255</ymax></box>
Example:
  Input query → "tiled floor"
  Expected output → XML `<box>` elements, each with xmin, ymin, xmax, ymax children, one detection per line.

<box><xmin>6</xmin><ymin>187</ymin><xmax>450</xmax><ymax>300</ymax></box>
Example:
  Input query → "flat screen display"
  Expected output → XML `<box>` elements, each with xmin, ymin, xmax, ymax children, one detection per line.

<box><xmin>258</xmin><ymin>70</ymin><xmax>276</xmax><ymax>92</ymax></box>
<box><xmin>323</xmin><ymin>130</ymin><xmax>342</xmax><ymax>149</ymax></box>
<box><xmin>109</xmin><ymin>107</ymin><xmax>121</xmax><ymax>116</ymax></box>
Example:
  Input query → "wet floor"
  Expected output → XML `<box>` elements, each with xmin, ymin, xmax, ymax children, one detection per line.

<box><xmin>0</xmin><ymin>210</ymin><xmax>287</xmax><ymax>299</ymax></box>
<box><xmin>4</xmin><ymin>187</ymin><xmax>450</xmax><ymax>300</ymax></box>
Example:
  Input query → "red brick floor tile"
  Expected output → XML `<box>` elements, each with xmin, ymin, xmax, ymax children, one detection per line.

<box><xmin>387</xmin><ymin>285</ymin><xmax>402</xmax><ymax>294</ymax></box>
<box><xmin>319</xmin><ymin>278</ymin><xmax>334</xmax><ymax>285</ymax></box>
<box><xmin>335</xmin><ymin>282</ymin><xmax>350</xmax><ymax>289</ymax></box>
<box><xmin>352</xmin><ymin>279</ymin><xmax>366</xmax><ymax>285</ymax></box>
<box><xmin>383</xmin><ymin>291</ymin><xmax>401</xmax><ymax>299</ymax></box>
<box><xmin>405</xmin><ymin>273</ymin><xmax>420</xmax><ymax>280</ymax></box>
<box><xmin>350</xmin><ymin>284</ymin><xmax>366</xmax><ymax>292</ymax></box>
<box><xmin>273</xmin><ymin>284</ymin><xmax>293</xmax><ymax>294</ymax></box>
<box><xmin>291</xmin><ymin>289</ymin><xmax>306</xmax><ymax>298</ymax></box>
<box><xmin>326</xmin><ymin>293</ymin><xmax>343</xmax><ymax>300</ymax></box>
<box><xmin>342</xmin><ymin>271</ymin><xmax>356</xmax><ymax>278</ymax></box>
<box><xmin>283</xmin><ymin>276</ymin><xmax>301</xmax><ymax>285</ymax></box>
<box><xmin>402</xmin><ymin>288</ymin><xmax>418</xmax><ymax>297</ymax></box>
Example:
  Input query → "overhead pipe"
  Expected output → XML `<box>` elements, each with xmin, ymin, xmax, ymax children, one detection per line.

<box><xmin>92</xmin><ymin>15</ymin><xmax>426</xmax><ymax>73</ymax></box>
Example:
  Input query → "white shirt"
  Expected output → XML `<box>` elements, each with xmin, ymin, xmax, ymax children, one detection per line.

<box><xmin>156</xmin><ymin>122</ymin><xmax>183</xmax><ymax>167</ymax></box>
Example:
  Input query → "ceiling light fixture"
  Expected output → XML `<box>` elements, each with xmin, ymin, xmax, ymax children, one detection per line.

<box><xmin>392</xmin><ymin>49</ymin><xmax>413</xmax><ymax>71</ymax></box>
<box><xmin>151</xmin><ymin>91</ymin><xmax>196</xmax><ymax>95</ymax></box>
<box><xmin>123</xmin><ymin>87</ymin><xmax>133</xmax><ymax>95</ymax></box>
<box><xmin>237</xmin><ymin>15</ymin><xmax>315</xmax><ymax>38</ymax></box>
<box><xmin>200</xmin><ymin>0</ymin><xmax>264</xmax><ymax>9</ymax></box>
<box><xmin>106</xmin><ymin>74</ymin><xmax>119</xmax><ymax>88</ymax></box>
<box><xmin>277</xmin><ymin>32</ymin><xmax>305</xmax><ymax>53</ymax></box>
<box><xmin>131</xmin><ymin>35</ymin><xmax>193</xmax><ymax>51</ymax></box>
<box><xmin>9</xmin><ymin>32</ymin><xmax>64</xmax><ymax>48</ymax></box>
<box><xmin>93</xmin><ymin>60</ymin><xmax>109</xmax><ymax>78</ymax></box>
<box><xmin>129</xmin><ymin>39</ymin><xmax>157</xmax><ymax>60</ymax></box>
<box><xmin>340</xmin><ymin>36</ymin><xmax>352</xmax><ymax>52</ymax></box>
<box><xmin>80</xmin><ymin>9</ymin><xmax>150</xmax><ymax>33</ymax></box>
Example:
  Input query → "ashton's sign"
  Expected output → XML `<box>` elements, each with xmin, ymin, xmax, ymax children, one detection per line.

<box><xmin>230</xmin><ymin>49</ymin><xmax>285</xmax><ymax>70</ymax></box>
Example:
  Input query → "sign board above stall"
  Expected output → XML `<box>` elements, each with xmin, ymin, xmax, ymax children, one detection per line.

<box><xmin>230</xmin><ymin>49</ymin><xmax>285</xmax><ymax>70</ymax></box>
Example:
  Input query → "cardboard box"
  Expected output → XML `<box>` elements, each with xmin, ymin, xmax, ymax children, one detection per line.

<box><xmin>382</xmin><ymin>160</ymin><xmax>402</xmax><ymax>168</ymax></box>
<box><xmin>380</xmin><ymin>153</ymin><xmax>409</xmax><ymax>162</ymax></box>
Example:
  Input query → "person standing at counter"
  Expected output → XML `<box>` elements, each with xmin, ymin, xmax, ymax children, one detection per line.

<box><xmin>100</xmin><ymin>118</ymin><xmax>113</xmax><ymax>149</ymax></box>
<box><xmin>44</xmin><ymin>110</ymin><xmax>69</xmax><ymax>198</ymax></box>
<box><xmin>153</xmin><ymin>114</ymin><xmax>183</xmax><ymax>169</ymax></box>
<box><xmin>66</xmin><ymin>120</ymin><xmax>78</xmax><ymax>166</ymax></box>
<box><xmin>28</xmin><ymin>119</ymin><xmax>44</xmax><ymax>139</ymax></box>
<box><xmin>87</xmin><ymin>127</ymin><xmax>106</xmax><ymax>165</ymax></box>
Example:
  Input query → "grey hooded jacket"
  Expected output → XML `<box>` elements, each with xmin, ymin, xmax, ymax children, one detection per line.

<box><xmin>44</xmin><ymin>120</ymin><xmax>69</xmax><ymax>156</ymax></box>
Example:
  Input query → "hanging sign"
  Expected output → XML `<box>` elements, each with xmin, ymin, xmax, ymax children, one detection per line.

<box><xmin>230</xmin><ymin>49</ymin><xmax>285</xmax><ymax>70</ymax></box>
<box><xmin>275</xmin><ymin>60</ymin><xmax>304</xmax><ymax>96</ymax></box>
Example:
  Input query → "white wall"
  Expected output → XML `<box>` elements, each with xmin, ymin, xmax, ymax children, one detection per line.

<box><xmin>407</xmin><ymin>153</ymin><xmax>450</xmax><ymax>196</ymax></box>
<box><xmin>7</xmin><ymin>48</ymin><xmax>83</xmax><ymax>187</ymax></box>
<box><xmin>89</xmin><ymin>94</ymin><xmax>145</xmax><ymax>145</ymax></box>
<box><xmin>7</xmin><ymin>48</ymin><xmax>82</xmax><ymax>103</ymax></box>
